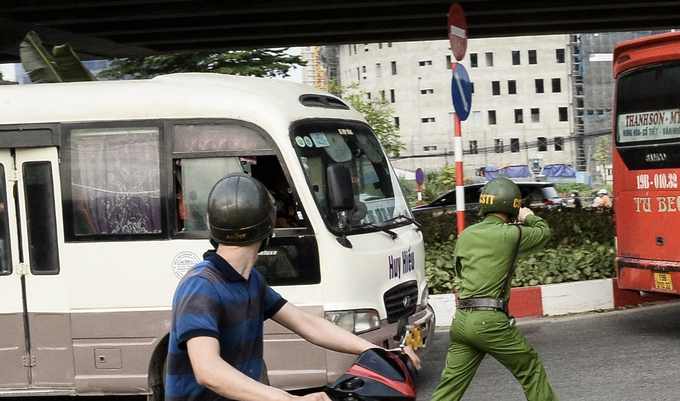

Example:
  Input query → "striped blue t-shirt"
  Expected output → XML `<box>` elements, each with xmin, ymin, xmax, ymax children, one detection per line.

<box><xmin>165</xmin><ymin>250</ymin><xmax>287</xmax><ymax>401</ymax></box>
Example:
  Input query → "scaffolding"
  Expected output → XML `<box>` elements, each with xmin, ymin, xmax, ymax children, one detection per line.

<box><xmin>571</xmin><ymin>34</ymin><xmax>586</xmax><ymax>171</ymax></box>
<box><xmin>312</xmin><ymin>46</ymin><xmax>328</xmax><ymax>91</ymax></box>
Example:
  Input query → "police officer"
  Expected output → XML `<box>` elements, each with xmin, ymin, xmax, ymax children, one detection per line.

<box><xmin>165</xmin><ymin>173</ymin><xmax>419</xmax><ymax>401</ymax></box>
<box><xmin>431</xmin><ymin>177</ymin><xmax>558</xmax><ymax>401</ymax></box>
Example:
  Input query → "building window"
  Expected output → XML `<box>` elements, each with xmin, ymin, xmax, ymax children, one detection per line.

<box><xmin>495</xmin><ymin>138</ymin><xmax>504</xmax><ymax>153</ymax></box>
<box><xmin>512</xmin><ymin>50</ymin><xmax>520</xmax><ymax>65</ymax></box>
<box><xmin>470</xmin><ymin>53</ymin><xmax>478</xmax><ymax>68</ymax></box>
<box><xmin>390</xmin><ymin>89</ymin><xmax>395</xmax><ymax>103</ymax></box>
<box><xmin>364</xmin><ymin>45</ymin><xmax>369</xmax><ymax>52</ymax></box>
<box><xmin>446</xmin><ymin>55</ymin><xmax>452</xmax><ymax>69</ymax></box>
<box><xmin>472</xmin><ymin>111</ymin><xmax>482</xmax><ymax>126</ymax></box>
<box><xmin>379</xmin><ymin>90</ymin><xmax>385</xmax><ymax>99</ymax></box>
<box><xmin>353</xmin><ymin>44</ymin><xmax>357</xmax><ymax>54</ymax></box>
<box><xmin>531</xmin><ymin>108</ymin><xmax>540</xmax><ymax>123</ymax></box>
<box><xmin>552</xmin><ymin>78</ymin><xmax>561</xmax><ymax>93</ymax></box>
<box><xmin>537</xmin><ymin>137</ymin><xmax>548</xmax><ymax>152</ymax></box>
<box><xmin>556</xmin><ymin>48</ymin><xmax>566</xmax><ymax>63</ymax></box>
<box><xmin>485</xmin><ymin>52</ymin><xmax>494</xmax><ymax>67</ymax></box>
<box><xmin>511</xmin><ymin>138</ymin><xmax>520</xmax><ymax>153</ymax></box>
<box><xmin>421</xmin><ymin>117</ymin><xmax>435</xmax><ymax>123</ymax></box>
<box><xmin>559</xmin><ymin>107</ymin><xmax>568</xmax><ymax>122</ymax></box>
<box><xmin>391</xmin><ymin>61</ymin><xmax>397</xmax><ymax>75</ymax></box>
<box><xmin>514</xmin><ymin>109</ymin><xmax>523</xmax><ymax>123</ymax></box>
<box><xmin>378</xmin><ymin>43</ymin><xmax>383</xmax><ymax>49</ymax></box>
<box><xmin>508</xmin><ymin>80</ymin><xmax>517</xmax><ymax>95</ymax></box>
<box><xmin>492</xmin><ymin>81</ymin><xmax>501</xmax><ymax>96</ymax></box>
<box><xmin>469</xmin><ymin>140</ymin><xmax>478</xmax><ymax>154</ymax></box>
<box><xmin>362</xmin><ymin>65</ymin><xmax>366</xmax><ymax>79</ymax></box>
<box><xmin>528</xmin><ymin>50</ymin><xmax>537</xmax><ymax>64</ymax></box>
<box><xmin>535</xmin><ymin>79</ymin><xmax>544</xmax><ymax>94</ymax></box>
<box><xmin>555</xmin><ymin>136</ymin><xmax>564</xmax><ymax>151</ymax></box>
<box><xmin>420</xmin><ymin>88</ymin><xmax>434</xmax><ymax>95</ymax></box>
<box><xmin>356</xmin><ymin>67</ymin><xmax>360</xmax><ymax>81</ymax></box>
<box><xmin>375</xmin><ymin>63</ymin><xmax>381</xmax><ymax>78</ymax></box>
<box><xmin>366</xmin><ymin>92</ymin><xmax>371</xmax><ymax>100</ymax></box>
<box><xmin>470</xmin><ymin>82</ymin><xmax>475</xmax><ymax>94</ymax></box>
<box><xmin>488</xmin><ymin>110</ymin><xmax>497</xmax><ymax>125</ymax></box>
<box><xmin>394</xmin><ymin>117</ymin><xmax>400</xmax><ymax>128</ymax></box>
<box><xmin>418</xmin><ymin>60</ymin><xmax>432</xmax><ymax>66</ymax></box>
<box><xmin>423</xmin><ymin>145</ymin><xmax>438</xmax><ymax>151</ymax></box>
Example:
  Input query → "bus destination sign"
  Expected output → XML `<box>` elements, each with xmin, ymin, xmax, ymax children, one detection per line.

<box><xmin>618</xmin><ymin>109</ymin><xmax>680</xmax><ymax>143</ymax></box>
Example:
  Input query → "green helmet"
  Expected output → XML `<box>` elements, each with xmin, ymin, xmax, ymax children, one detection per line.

<box><xmin>207</xmin><ymin>173</ymin><xmax>276</xmax><ymax>245</ymax></box>
<box><xmin>478</xmin><ymin>177</ymin><xmax>522</xmax><ymax>217</ymax></box>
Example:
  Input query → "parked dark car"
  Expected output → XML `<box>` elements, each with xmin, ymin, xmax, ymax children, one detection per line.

<box><xmin>411</xmin><ymin>181</ymin><xmax>564</xmax><ymax>214</ymax></box>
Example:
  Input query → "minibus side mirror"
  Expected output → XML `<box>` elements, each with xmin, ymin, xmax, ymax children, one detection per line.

<box><xmin>327</xmin><ymin>165</ymin><xmax>355</xmax><ymax>211</ymax></box>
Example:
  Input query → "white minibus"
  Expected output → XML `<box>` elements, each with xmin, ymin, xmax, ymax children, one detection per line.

<box><xmin>0</xmin><ymin>73</ymin><xmax>434</xmax><ymax>399</ymax></box>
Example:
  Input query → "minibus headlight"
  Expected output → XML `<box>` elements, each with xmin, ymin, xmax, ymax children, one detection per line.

<box><xmin>325</xmin><ymin>310</ymin><xmax>381</xmax><ymax>334</ymax></box>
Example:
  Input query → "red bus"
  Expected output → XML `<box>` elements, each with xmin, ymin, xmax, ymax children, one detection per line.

<box><xmin>613</xmin><ymin>31</ymin><xmax>680</xmax><ymax>295</ymax></box>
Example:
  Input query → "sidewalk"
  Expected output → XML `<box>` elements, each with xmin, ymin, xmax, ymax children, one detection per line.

<box><xmin>428</xmin><ymin>278</ymin><xmax>675</xmax><ymax>327</ymax></box>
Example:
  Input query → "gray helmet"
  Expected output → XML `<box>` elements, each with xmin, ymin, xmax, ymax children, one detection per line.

<box><xmin>207</xmin><ymin>173</ymin><xmax>275</xmax><ymax>245</ymax></box>
<box><xmin>478</xmin><ymin>177</ymin><xmax>522</xmax><ymax>217</ymax></box>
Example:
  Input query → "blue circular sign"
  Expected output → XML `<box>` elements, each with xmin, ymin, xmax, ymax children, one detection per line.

<box><xmin>450</xmin><ymin>63</ymin><xmax>472</xmax><ymax>121</ymax></box>
<box><xmin>415</xmin><ymin>168</ymin><xmax>424</xmax><ymax>185</ymax></box>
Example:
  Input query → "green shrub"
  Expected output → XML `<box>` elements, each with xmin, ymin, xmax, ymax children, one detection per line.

<box><xmin>419</xmin><ymin>207</ymin><xmax>615</xmax><ymax>294</ymax></box>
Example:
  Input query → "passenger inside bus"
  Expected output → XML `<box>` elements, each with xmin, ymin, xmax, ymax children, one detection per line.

<box><xmin>251</xmin><ymin>157</ymin><xmax>301</xmax><ymax>228</ymax></box>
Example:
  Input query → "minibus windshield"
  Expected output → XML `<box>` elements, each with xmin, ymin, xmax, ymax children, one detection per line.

<box><xmin>291</xmin><ymin>120</ymin><xmax>411</xmax><ymax>234</ymax></box>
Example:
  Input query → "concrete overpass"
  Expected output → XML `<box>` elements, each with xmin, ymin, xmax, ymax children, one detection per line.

<box><xmin>1</xmin><ymin>0</ymin><xmax>679</xmax><ymax>62</ymax></box>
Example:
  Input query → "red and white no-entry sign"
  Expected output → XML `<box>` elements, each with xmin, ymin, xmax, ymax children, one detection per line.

<box><xmin>447</xmin><ymin>3</ymin><xmax>468</xmax><ymax>61</ymax></box>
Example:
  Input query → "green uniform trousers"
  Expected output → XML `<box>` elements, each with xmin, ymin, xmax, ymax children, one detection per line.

<box><xmin>430</xmin><ymin>309</ymin><xmax>558</xmax><ymax>401</ymax></box>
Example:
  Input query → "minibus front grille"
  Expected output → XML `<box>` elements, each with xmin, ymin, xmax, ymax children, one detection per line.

<box><xmin>383</xmin><ymin>280</ymin><xmax>418</xmax><ymax>323</ymax></box>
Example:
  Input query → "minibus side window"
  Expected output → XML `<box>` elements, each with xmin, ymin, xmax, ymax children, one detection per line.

<box><xmin>175</xmin><ymin>155</ymin><xmax>305</xmax><ymax>232</ymax></box>
<box><xmin>175</xmin><ymin>157</ymin><xmax>243</xmax><ymax>232</ymax></box>
<box><xmin>69</xmin><ymin>127</ymin><xmax>162</xmax><ymax>236</ymax></box>
<box><xmin>0</xmin><ymin>165</ymin><xmax>11</xmax><ymax>275</ymax></box>
<box><xmin>24</xmin><ymin>162</ymin><xmax>60</xmax><ymax>274</ymax></box>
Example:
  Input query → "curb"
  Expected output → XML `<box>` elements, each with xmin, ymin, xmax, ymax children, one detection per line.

<box><xmin>428</xmin><ymin>278</ymin><xmax>675</xmax><ymax>327</ymax></box>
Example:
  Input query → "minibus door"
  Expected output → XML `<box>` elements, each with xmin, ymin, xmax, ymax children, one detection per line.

<box><xmin>0</xmin><ymin>147</ymin><xmax>74</xmax><ymax>390</ymax></box>
<box><xmin>0</xmin><ymin>149</ymin><xmax>29</xmax><ymax>389</ymax></box>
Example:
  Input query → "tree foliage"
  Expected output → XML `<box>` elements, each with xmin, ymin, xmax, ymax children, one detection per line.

<box><xmin>421</xmin><ymin>165</ymin><xmax>457</xmax><ymax>203</ymax></box>
<box><xmin>97</xmin><ymin>49</ymin><xmax>306</xmax><ymax>80</ymax></box>
<box><xmin>592</xmin><ymin>135</ymin><xmax>612</xmax><ymax>186</ymax></box>
<box><xmin>331</xmin><ymin>82</ymin><xmax>406</xmax><ymax>157</ymax></box>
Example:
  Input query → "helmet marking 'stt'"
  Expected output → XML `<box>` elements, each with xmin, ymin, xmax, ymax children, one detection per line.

<box><xmin>207</xmin><ymin>173</ymin><xmax>276</xmax><ymax>245</ymax></box>
<box><xmin>478</xmin><ymin>177</ymin><xmax>522</xmax><ymax>217</ymax></box>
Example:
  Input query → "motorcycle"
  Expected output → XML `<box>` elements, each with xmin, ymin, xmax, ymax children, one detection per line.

<box><xmin>325</xmin><ymin>320</ymin><xmax>419</xmax><ymax>401</ymax></box>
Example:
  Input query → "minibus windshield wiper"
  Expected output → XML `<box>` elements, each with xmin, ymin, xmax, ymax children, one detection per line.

<box><xmin>352</xmin><ymin>222</ymin><xmax>399</xmax><ymax>240</ymax></box>
<box><xmin>389</xmin><ymin>214</ymin><xmax>422</xmax><ymax>230</ymax></box>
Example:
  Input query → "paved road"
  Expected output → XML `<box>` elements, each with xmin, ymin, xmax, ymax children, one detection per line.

<box><xmin>417</xmin><ymin>299</ymin><xmax>680</xmax><ymax>400</ymax></box>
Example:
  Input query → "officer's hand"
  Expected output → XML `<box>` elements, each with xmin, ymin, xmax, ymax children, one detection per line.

<box><xmin>518</xmin><ymin>207</ymin><xmax>534</xmax><ymax>223</ymax></box>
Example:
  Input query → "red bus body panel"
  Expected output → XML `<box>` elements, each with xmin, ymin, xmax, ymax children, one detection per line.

<box><xmin>613</xmin><ymin>31</ymin><xmax>680</xmax><ymax>296</ymax></box>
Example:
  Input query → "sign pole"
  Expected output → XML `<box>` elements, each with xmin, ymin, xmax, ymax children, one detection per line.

<box><xmin>415</xmin><ymin>168</ymin><xmax>425</xmax><ymax>206</ymax></box>
<box><xmin>449</xmin><ymin>61</ymin><xmax>471</xmax><ymax>234</ymax></box>
<box><xmin>454</xmin><ymin>112</ymin><xmax>465</xmax><ymax>234</ymax></box>
<box><xmin>448</xmin><ymin>3</ymin><xmax>469</xmax><ymax>234</ymax></box>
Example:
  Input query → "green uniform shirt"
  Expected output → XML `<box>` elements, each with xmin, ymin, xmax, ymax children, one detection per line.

<box><xmin>454</xmin><ymin>214</ymin><xmax>550</xmax><ymax>302</ymax></box>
